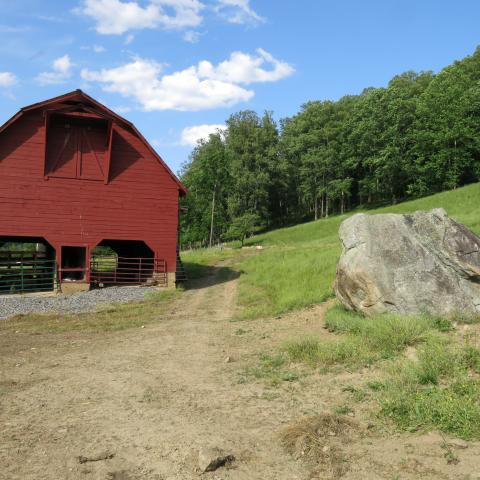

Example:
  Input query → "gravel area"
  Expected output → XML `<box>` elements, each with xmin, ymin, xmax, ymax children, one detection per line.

<box><xmin>0</xmin><ymin>286</ymin><xmax>159</xmax><ymax>320</ymax></box>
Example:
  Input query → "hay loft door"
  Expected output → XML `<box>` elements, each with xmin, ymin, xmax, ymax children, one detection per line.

<box><xmin>45</xmin><ymin>115</ymin><xmax>108</xmax><ymax>181</ymax></box>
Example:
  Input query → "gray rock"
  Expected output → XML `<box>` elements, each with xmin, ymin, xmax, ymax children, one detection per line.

<box><xmin>334</xmin><ymin>208</ymin><xmax>480</xmax><ymax>317</ymax></box>
<box><xmin>198</xmin><ymin>447</ymin><xmax>234</xmax><ymax>473</ymax></box>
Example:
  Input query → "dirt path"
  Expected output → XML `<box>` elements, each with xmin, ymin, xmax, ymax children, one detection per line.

<box><xmin>1</xmin><ymin>268</ymin><xmax>480</xmax><ymax>479</ymax></box>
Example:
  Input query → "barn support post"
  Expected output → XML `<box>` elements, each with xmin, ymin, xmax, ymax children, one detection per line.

<box><xmin>166</xmin><ymin>271</ymin><xmax>176</xmax><ymax>288</ymax></box>
<box><xmin>153</xmin><ymin>249</ymin><xmax>174</xmax><ymax>288</ymax></box>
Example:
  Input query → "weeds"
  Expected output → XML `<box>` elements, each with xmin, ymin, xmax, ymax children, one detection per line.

<box><xmin>242</xmin><ymin>353</ymin><xmax>300</xmax><ymax>386</ymax></box>
<box><xmin>284</xmin><ymin>306</ymin><xmax>447</xmax><ymax>370</ymax></box>
<box><xmin>378</xmin><ymin>338</ymin><xmax>480</xmax><ymax>440</ymax></box>
<box><xmin>441</xmin><ymin>435</ymin><xmax>460</xmax><ymax>465</ymax></box>
<box><xmin>284</xmin><ymin>305</ymin><xmax>480</xmax><ymax>439</ymax></box>
<box><xmin>343</xmin><ymin>385</ymin><xmax>368</xmax><ymax>402</ymax></box>
<box><xmin>334</xmin><ymin>405</ymin><xmax>354</xmax><ymax>415</ymax></box>
<box><xmin>140</xmin><ymin>386</ymin><xmax>156</xmax><ymax>403</ymax></box>
<box><xmin>284</xmin><ymin>336</ymin><xmax>375</xmax><ymax>368</ymax></box>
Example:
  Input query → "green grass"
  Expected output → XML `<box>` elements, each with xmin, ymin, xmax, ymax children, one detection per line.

<box><xmin>284</xmin><ymin>335</ymin><xmax>374</xmax><ymax>368</ymax></box>
<box><xmin>378</xmin><ymin>337</ymin><xmax>480</xmax><ymax>440</ymax></box>
<box><xmin>283</xmin><ymin>304</ymin><xmax>480</xmax><ymax>439</ymax></box>
<box><xmin>5</xmin><ymin>289</ymin><xmax>182</xmax><ymax>334</ymax></box>
<box><xmin>183</xmin><ymin>182</ymin><xmax>480</xmax><ymax>320</ymax></box>
<box><xmin>334</xmin><ymin>405</ymin><xmax>354</xmax><ymax>415</ymax></box>
<box><xmin>182</xmin><ymin>247</ymin><xmax>243</xmax><ymax>279</ymax></box>
<box><xmin>241</xmin><ymin>352</ymin><xmax>301</xmax><ymax>386</ymax></box>
<box><xmin>283</xmin><ymin>305</ymin><xmax>449</xmax><ymax>369</ymax></box>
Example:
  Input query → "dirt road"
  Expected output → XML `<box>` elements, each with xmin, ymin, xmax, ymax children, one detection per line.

<box><xmin>1</xmin><ymin>267</ymin><xmax>480</xmax><ymax>479</ymax></box>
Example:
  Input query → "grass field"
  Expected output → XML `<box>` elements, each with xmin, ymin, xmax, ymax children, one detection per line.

<box><xmin>183</xmin><ymin>182</ymin><xmax>480</xmax><ymax>320</ymax></box>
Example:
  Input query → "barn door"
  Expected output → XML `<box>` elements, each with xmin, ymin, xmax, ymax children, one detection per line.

<box><xmin>46</xmin><ymin>124</ymin><xmax>77</xmax><ymax>178</ymax></box>
<box><xmin>46</xmin><ymin>120</ymin><xmax>106</xmax><ymax>181</ymax></box>
<box><xmin>78</xmin><ymin>125</ymin><xmax>105</xmax><ymax>181</ymax></box>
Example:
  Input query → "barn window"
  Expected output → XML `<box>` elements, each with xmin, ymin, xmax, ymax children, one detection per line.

<box><xmin>45</xmin><ymin>114</ymin><xmax>111</xmax><ymax>182</ymax></box>
<box><xmin>61</xmin><ymin>246</ymin><xmax>87</xmax><ymax>281</ymax></box>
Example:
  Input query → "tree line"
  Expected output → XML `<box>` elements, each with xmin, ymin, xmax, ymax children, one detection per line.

<box><xmin>179</xmin><ymin>47</ymin><xmax>480</xmax><ymax>247</ymax></box>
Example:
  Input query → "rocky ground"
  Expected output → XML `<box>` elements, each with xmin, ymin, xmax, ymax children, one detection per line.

<box><xmin>1</xmin><ymin>268</ymin><xmax>479</xmax><ymax>479</ymax></box>
<box><xmin>0</xmin><ymin>286</ymin><xmax>157</xmax><ymax>320</ymax></box>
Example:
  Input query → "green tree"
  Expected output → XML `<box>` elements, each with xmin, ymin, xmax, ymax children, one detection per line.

<box><xmin>180</xmin><ymin>131</ymin><xmax>230</xmax><ymax>246</ymax></box>
<box><xmin>224</xmin><ymin>213</ymin><xmax>263</xmax><ymax>246</ymax></box>
<box><xmin>411</xmin><ymin>48</ymin><xmax>480</xmax><ymax>195</ymax></box>
<box><xmin>225</xmin><ymin>111</ymin><xmax>278</xmax><ymax>224</ymax></box>
<box><xmin>179</xmin><ymin>46</ymin><xmax>480</xmax><ymax>247</ymax></box>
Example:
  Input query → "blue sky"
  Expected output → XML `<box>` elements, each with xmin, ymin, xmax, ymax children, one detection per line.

<box><xmin>1</xmin><ymin>0</ymin><xmax>480</xmax><ymax>174</ymax></box>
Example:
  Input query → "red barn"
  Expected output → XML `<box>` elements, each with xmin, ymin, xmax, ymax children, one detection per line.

<box><xmin>0</xmin><ymin>90</ymin><xmax>186</xmax><ymax>294</ymax></box>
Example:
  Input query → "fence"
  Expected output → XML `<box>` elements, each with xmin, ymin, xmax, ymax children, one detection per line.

<box><xmin>0</xmin><ymin>253</ymin><xmax>57</xmax><ymax>294</ymax></box>
<box><xmin>90</xmin><ymin>256</ymin><xmax>167</xmax><ymax>287</ymax></box>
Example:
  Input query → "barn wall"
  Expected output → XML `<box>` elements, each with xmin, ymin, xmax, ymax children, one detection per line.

<box><xmin>0</xmin><ymin>110</ymin><xmax>180</xmax><ymax>273</ymax></box>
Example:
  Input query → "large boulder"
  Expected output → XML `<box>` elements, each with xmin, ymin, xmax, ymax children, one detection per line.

<box><xmin>334</xmin><ymin>208</ymin><xmax>480</xmax><ymax>317</ymax></box>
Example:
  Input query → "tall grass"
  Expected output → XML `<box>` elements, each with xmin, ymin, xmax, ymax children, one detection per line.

<box><xmin>237</xmin><ymin>244</ymin><xmax>340</xmax><ymax>319</ymax></box>
<box><xmin>284</xmin><ymin>305</ymin><xmax>451</xmax><ymax>369</ymax></box>
<box><xmin>282</xmin><ymin>304</ymin><xmax>480</xmax><ymax>439</ymax></box>
<box><xmin>378</xmin><ymin>338</ymin><xmax>480</xmax><ymax>440</ymax></box>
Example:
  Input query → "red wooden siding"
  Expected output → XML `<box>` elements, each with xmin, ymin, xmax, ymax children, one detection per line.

<box><xmin>0</xmin><ymin>91</ymin><xmax>185</xmax><ymax>276</ymax></box>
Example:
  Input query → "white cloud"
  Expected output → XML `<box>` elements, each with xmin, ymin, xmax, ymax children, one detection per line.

<box><xmin>215</xmin><ymin>0</ymin><xmax>264</xmax><ymax>25</ymax></box>
<box><xmin>0</xmin><ymin>72</ymin><xmax>17</xmax><ymax>87</ymax></box>
<box><xmin>82</xmin><ymin>58</ymin><xmax>251</xmax><ymax>111</ymax></box>
<box><xmin>197</xmin><ymin>48</ymin><xmax>294</xmax><ymax>84</ymax></box>
<box><xmin>36</xmin><ymin>55</ymin><xmax>74</xmax><ymax>85</ymax></box>
<box><xmin>183</xmin><ymin>29</ymin><xmax>201</xmax><ymax>43</ymax></box>
<box><xmin>81</xmin><ymin>49</ymin><xmax>293</xmax><ymax>111</ymax></box>
<box><xmin>76</xmin><ymin>0</ymin><xmax>204</xmax><ymax>35</ymax></box>
<box><xmin>153</xmin><ymin>0</ymin><xmax>204</xmax><ymax>28</ymax></box>
<box><xmin>53</xmin><ymin>55</ymin><xmax>72</xmax><ymax>73</ymax></box>
<box><xmin>180</xmin><ymin>124</ymin><xmax>226</xmax><ymax>145</ymax></box>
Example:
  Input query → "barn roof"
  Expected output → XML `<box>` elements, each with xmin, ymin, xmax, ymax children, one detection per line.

<box><xmin>0</xmin><ymin>89</ymin><xmax>187</xmax><ymax>195</ymax></box>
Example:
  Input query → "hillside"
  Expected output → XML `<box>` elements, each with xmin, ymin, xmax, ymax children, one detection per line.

<box><xmin>183</xmin><ymin>182</ymin><xmax>480</xmax><ymax>319</ymax></box>
<box><xmin>181</xmin><ymin>47</ymin><xmax>480</xmax><ymax>249</ymax></box>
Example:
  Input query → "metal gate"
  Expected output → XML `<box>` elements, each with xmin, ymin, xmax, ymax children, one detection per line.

<box><xmin>90</xmin><ymin>256</ymin><xmax>167</xmax><ymax>287</ymax></box>
<box><xmin>0</xmin><ymin>252</ymin><xmax>57</xmax><ymax>295</ymax></box>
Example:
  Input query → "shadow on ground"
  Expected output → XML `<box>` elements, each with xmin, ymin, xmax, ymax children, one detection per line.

<box><xmin>182</xmin><ymin>263</ymin><xmax>240</xmax><ymax>290</ymax></box>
